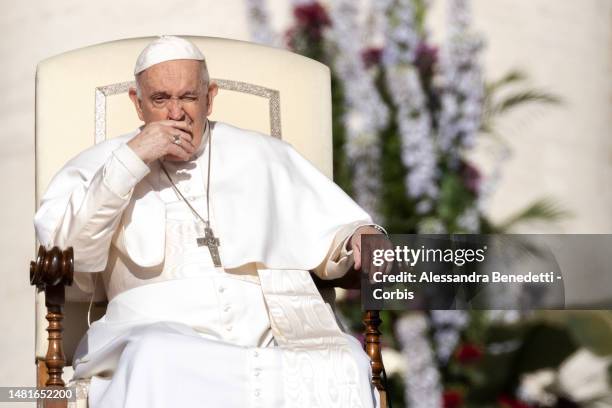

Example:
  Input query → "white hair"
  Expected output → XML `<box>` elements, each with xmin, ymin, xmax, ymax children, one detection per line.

<box><xmin>134</xmin><ymin>59</ymin><xmax>210</xmax><ymax>100</ymax></box>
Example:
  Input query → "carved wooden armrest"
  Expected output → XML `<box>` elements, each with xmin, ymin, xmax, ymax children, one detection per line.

<box><xmin>30</xmin><ymin>245</ymin><xmax>73</xmax><ymax>408</ymax></box>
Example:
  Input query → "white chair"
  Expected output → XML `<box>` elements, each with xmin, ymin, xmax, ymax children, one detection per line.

<box><xmin>31</xmin><ymin>36</ymin><xmax>387</xmax><ymax>408</ymax></box>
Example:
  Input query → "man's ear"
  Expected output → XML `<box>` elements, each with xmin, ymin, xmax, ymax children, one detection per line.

<box><xmin>205</xmin><ymin>82</ymin><xmax>219</xmax><ymax>117</ymax></box>
<box><xmin>129</xmin><ymin>87</ymin><xmax>145</xmax><ymax>122</ymax></box>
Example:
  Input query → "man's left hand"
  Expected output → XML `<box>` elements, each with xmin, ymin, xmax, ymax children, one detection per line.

<box><xmin>313</xmin><ymin>225</ymin><xmax>392</xmax><ymax>290</ymax></box>
<box><xmin>349</xmin><ymin>225</ymin><xmax>386</xmax><ymax>270</ymax></box>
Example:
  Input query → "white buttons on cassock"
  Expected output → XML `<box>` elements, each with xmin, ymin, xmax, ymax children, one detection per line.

<box><xmin>218</xmin><ymin>286</ymin><xmax>225</xmax><ymax>293</ymax></box>
<box><xmin>224</xmin><ymin>305</ymin><xmax>231</xmax><ymax>312</ymax></box>
<box><xmin>226</xmin><ymin>325</ymin><xmax>232</xmax><ymax>331</ymax></box>
<box><xmin>251</xmin><ymin>349</ymin><xmax>263</xmax><ymax>405</ymax></box>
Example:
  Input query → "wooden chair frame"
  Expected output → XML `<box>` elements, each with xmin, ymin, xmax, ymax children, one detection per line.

<box><xmin>31</xmin><ymin>245</ymin><xmax>387</xmax><ymax>408</ymax></box>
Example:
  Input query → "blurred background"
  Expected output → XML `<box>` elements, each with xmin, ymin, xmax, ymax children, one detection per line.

<box><xmin>1</xmin><ymin>0</ymin><xmax>611</xmax><ymax>407</ymax></box>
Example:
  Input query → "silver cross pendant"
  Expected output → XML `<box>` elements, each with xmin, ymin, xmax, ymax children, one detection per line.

<box><xmin>196</xmin><ymin>223</ymin><xmax>222</xmax><ymax>267</ymax></box>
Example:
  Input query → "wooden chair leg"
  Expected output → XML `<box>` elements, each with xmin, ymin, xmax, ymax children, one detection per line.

<box><xmin>364</xmin><ymin>310</ymin><xmax>387</xmax><ymax>408</ymax></box>
<box><xmin>45</xmin><ymin>285</ymin><xmax>66</xmax><ymax>388</ymax></box>
<box><xmin>31</xmin><ymin>246</ymin><xmax>74</xmax><ymax>408</ymax></box>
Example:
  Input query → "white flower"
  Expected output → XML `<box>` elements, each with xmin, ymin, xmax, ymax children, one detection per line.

<box><xmin>486</xmin><ymin>310</ymin><xmax>521</xmax><ymax>324</ymax></box>
<box><xmin>437</xmin><ymin>0</ymin><xmax>484</xmax><ymax>155</ymax></box>
<box><xmin>558</xmin><ymin>349</ymin><xmax>612</xmax><ymax>403</ymax></box>
<box><xmin>326</xmin><ymin>0</ymin><xmax>390</xmax><ymax>220</ymax></box>
<box><xmin>518</xmin><ymin>369</ymin><xmax>557</xmax><ymax>406</ymax></box>
<box><xmin>418</xmin><ymin>217</ymin><xmax>446</xmax><ymax>233</ymax></box>
<box><xmin>457</xmin><ymin>207</ymin><xmax>480</xmax><ymax>232</ymax></box>
<box><xmin>379</xmin><ymin>0</ymin><xmax>439</xmax><ymax>202</ymax></box>
<box><xmin>396</xmin><ymin>313</ymin><xmax>442</xmax><ymax>408</ymax></box>
<box><xmin>431</xmin><ymin>310</ymin><xmax>469</xmax><ymax>362</ymax></box>
<box><xmin>381</xmin><ymin>347</ymin><xmax>406</xmax><ymax>378</ymax></box>
<box><xmin>244</xmin><ymin>0</ymin><xmax>277</xmax><ymax>46</ymax></box>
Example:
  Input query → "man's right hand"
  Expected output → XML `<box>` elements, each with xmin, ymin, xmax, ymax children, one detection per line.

<box><xmin>127</xmin><ymin>120</ymin><xmax>196</xmax><ymax>164</ymax></box>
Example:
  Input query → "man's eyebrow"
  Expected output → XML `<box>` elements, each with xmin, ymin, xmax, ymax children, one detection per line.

<box><xmin>149</xmin><ymin>91</ymin><xmax>199</xmax><ymax>98</ymax></box>
<box><xmin>150</xmin><ymin>91</ymin><xmax>170</xmax><ymax>98</ymax></box>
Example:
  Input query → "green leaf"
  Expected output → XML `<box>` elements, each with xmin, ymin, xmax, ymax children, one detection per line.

<box><xmin>490</xmin><ymin>90</ymin><xmax>561</xmax><ymax>117</ymax></box>
<box><xmin>481</xmin><ymin>70</ymin><xmax>562</xmax><ymax>136</ymax></box>
<box><xmin>498</xmin><ymin>198</ymin><xmax>569</xmax><ymax>231</ymax></box>
<box><xmin>485</xmin><ymin>70</ymin><xmax>528</xmax><ymax>94</ymax></box>
<box><xmin>566</xmin><ymin>311</ymin><xmax>612</xmax><ymax>356</ymax></box>
<box><xmin>437</xmin><ymin>173</ymin><xmax>475</xmax><ymax>230</ymax></box>
<box><xmin>536</xmin><ymin>311</ymin><xmax>612</xmax><ymax>357</ymax></box>
<box><xmin>514</xmin><ymin>323</ymin><xmax>577</xmax><ymax>373</ymax></box>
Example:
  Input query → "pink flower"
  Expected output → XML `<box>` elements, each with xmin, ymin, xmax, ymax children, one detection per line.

<box><xmin>455</xmin><ymin>343</ymin><xmax>483</xmax><ymax>365</ymax></box>
<box><xmin>460</xmin><ymin>161</ymin><xmax>481</xmax><ymax>195</ymax></box>
<box><xmin>293</xmin><ymin>2</ymin><xmax>331</xmax><ymax>39</ymax></box>
<box><xmin>443</xmin><ymin>389</ymin><xmax>463</xmax><ymax>408</ymax></box>
<box><xmin>345</xmin><ymin>288</ymin><xmax>361</xmax><ymax>301</ymax></box>
<box><xmin>498</xmin><ymin>395</ymin><xmax>533</xmax><ymax>408</ymax></box>
<box><xmin>361</xmin><ymin>47</ymin><xmax>383</xmax><ymax>69</ymax></box>
<box><xmin>415</xmin><ymin>42</ymin><xmax>439</xmax><ymax>78</ymax></box>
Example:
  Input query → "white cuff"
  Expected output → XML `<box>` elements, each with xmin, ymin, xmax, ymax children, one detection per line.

<box><xmin>339</xmin><ymin>223</ymin><xmax>385</xmax><ymax>258</ymax></box>
<box><xmin>103</xmin><ymin>144</ymin><xmax>150</xmax><ymax>198</ymax></box>
<box><xmin>323</xmin><ymin>222</ymin><xmax>384</xmax><ymax>280</ymax></box>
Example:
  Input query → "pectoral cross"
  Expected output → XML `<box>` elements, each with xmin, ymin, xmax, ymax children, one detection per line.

<box><xmin>196</xmin><ymin>223</ymin><xmax>222</xmax><ymax>267</ymax></box>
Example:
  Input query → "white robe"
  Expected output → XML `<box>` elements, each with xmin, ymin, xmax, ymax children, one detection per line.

<box><xmin>34</xmin><ymin>120</ymin><xmax>381</xmax><ymax>408</ymax></box>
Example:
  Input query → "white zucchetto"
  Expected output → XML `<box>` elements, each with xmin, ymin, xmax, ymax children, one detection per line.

<box><xmin>134</xmin><ymin>35</ymin><xmax>205</xmax><ymax>75</ymax></box>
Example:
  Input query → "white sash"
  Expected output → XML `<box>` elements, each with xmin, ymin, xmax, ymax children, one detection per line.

<box><xmin>258</xmin><ymin>269</ymin><xmax>369</xmax><ymax>408</ymax></box>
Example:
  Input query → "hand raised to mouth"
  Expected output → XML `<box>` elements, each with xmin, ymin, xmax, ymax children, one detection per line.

<box><xmin>127</xmin><ymin>120</ymin><xmax>196</xmax><ymax>163</ymax></box>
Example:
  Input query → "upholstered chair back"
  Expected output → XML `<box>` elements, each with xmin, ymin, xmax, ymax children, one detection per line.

<box><xmin>35</xmin><ymin>36</ymin><xmax>333</xmax><ymax>368</ymax></box>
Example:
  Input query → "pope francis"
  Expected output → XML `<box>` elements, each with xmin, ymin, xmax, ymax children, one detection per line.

<box><xmin>34</xmin><ymin>36</ymin><xmax>383</xmax><ymax>408</ymax></box>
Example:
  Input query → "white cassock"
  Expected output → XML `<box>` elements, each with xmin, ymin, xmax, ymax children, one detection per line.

<box><xmin>34</xmin><ymin>120</ymin><xmax>381</xmax><ymax>408</ymax></box>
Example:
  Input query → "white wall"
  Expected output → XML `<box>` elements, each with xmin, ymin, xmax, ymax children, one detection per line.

<box><xmin>429</xmin><ymin>0</ymin><xmax>612</xmax><ymax>233</ymax></box>
<box><xmin>0</xmin><ymin>0</ymin><xmax>609</xmax><ymax>400</ymax></box>
<box><xmin>0</xmin><ymin>0</ymin><xmax>262</xmax><ymax>399</ymax></box>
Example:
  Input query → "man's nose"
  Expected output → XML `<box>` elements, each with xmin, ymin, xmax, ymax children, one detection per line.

<box><xmin>167</xmin><ymin>99</ymin><xmax>185</xmax><ymax>120</ymax></box>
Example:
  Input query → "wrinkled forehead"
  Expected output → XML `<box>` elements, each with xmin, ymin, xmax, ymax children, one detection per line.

<box><xmin>138</xmin><ymin>59</ymin><xmax>205</xmax><ymax>93</ymax></box>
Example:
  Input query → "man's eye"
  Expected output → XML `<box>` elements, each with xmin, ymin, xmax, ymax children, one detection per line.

<box><xmin>151</xmin><ymin>96</ymin><xmax>167</xmax><ymax>104</ymax></box>
<box><xmin>182</xmin><ymin>96</ymin><xmax>197</xmax><ymax>102</ymax></box>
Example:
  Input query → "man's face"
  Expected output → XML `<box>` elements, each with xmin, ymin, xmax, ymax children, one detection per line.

<box><xmin>129</xmin><ymin>59</ymin><xmax>218</xmax><ymax>160</ymax></box>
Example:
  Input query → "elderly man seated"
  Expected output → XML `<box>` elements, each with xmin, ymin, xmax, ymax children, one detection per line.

<box><xmin>34</xmin><ymin>36</ymin><xmax>384</xmax><ymax>408</ymax></box>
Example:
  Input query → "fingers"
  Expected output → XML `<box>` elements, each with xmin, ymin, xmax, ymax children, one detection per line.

<box><xmin>132</xmin><ymin>121</ymin><xmax>198</xmax><ymax>163</ymax></box>
<box><xmin>352</xmin><ymin>230</ymin><xmax>394</xmax><ymax>282</ymax></box>
<box><xmin>167</xmin><ymin>137</ymin><xmax>195</xmax><ymax>159</ymax></box>
<box><xmin>166</xmin><ymin>143</ymin><xmax>192</xmax><ymax>161</ymax></box>
<box><xmin>167</xmin><ymin>131</ymin><xmax>196</xmax><ymax>153</ymax></box>
<box><xmin>162</xmin><ymin>125</ymin><xmax>196</xmax><ymax>159</ymax></box>
<box><xmin>161</xmin><ymin>123</ymin><xmax>196</xmax><ymax>160</ymax></box>
<box><xmin>353</xmin><ymin>242</ymin><xmax>362</xmax><ymax>270</ymax></box>
<box><xmin>159</xmin><ymin>120</ymin><xmax>193</xmax><ymax>135</ymax></box>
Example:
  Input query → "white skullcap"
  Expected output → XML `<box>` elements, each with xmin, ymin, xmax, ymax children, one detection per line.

<box><xmin>134</xmin><ymin>35</ymin><xmax>205</xmax><ymax>75</ymax></box>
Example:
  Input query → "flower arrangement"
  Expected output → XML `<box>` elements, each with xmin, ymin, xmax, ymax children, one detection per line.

<box><xmin>242</xmin><ymin>1</ymin><xmax>612</xmax><ymax>407</ymax></box>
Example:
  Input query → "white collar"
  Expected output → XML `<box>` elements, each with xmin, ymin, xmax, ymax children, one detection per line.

<box><xmin>191</xmin><ymin>119</ymin><xmax>211</xmax><ymax>161</ymax></box>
